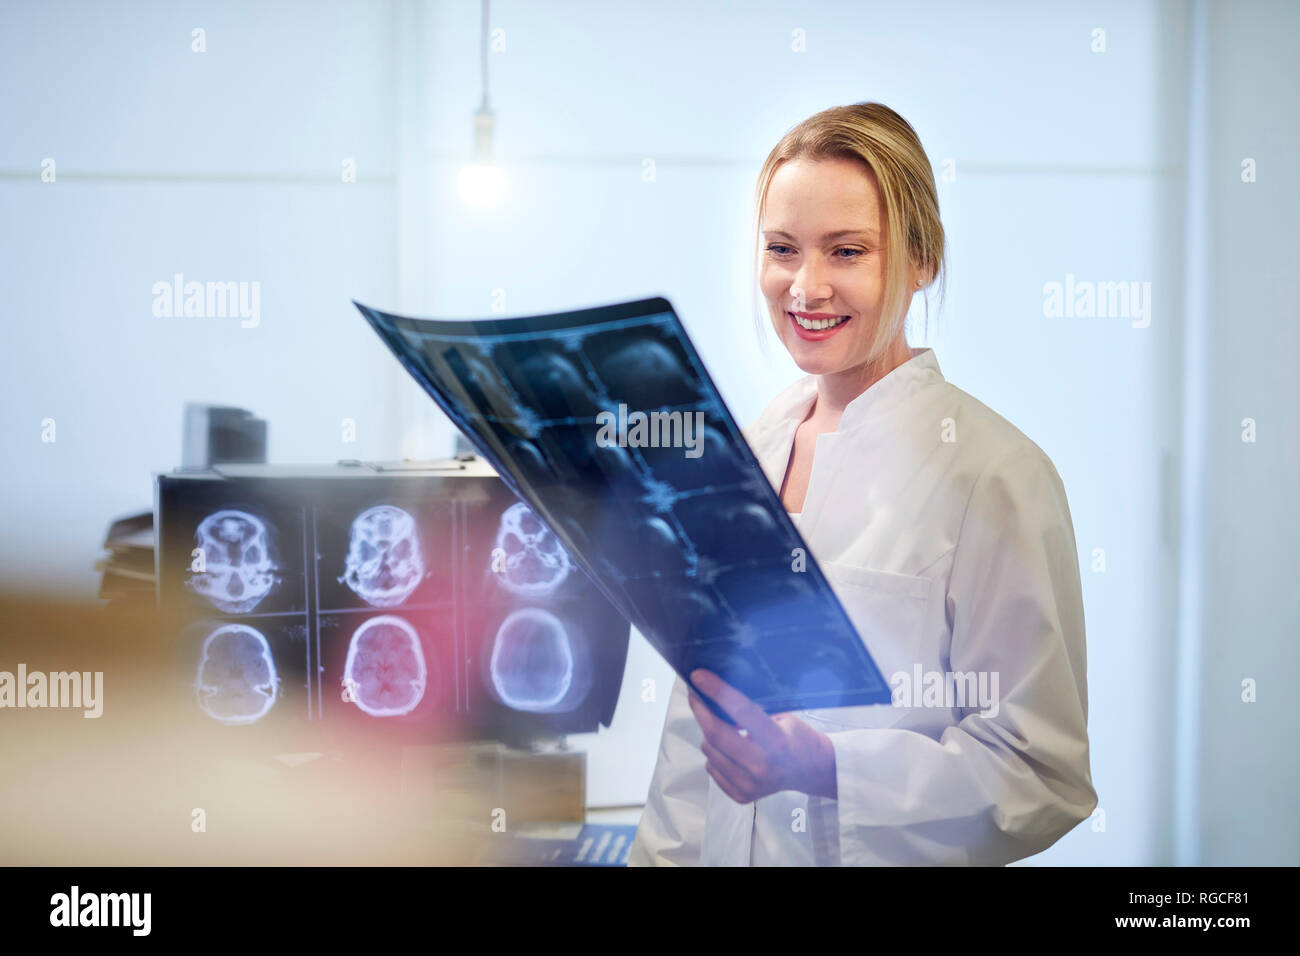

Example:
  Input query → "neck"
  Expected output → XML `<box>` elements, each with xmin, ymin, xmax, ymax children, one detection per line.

<box><xmin>811</xmin><ymin>336</ymin><xmax>917</xmax><ymax>423</ymax></box>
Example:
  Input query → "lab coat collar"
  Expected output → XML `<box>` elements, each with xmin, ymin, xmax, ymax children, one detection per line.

<box><xmin>748</xmin><ymin>347</ymin><xmax>944</xmax><ymax>439</ymax></box>
<box><xmin>744</xmin><ymin>348</ymin><xmax>944</xmax><ymax>495</ymax></box>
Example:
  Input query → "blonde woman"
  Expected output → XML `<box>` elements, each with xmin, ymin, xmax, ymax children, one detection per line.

<box><xmin>629</xmin><ymin>103</ymin><xmax>1097</xmax><ymax>866</ymax></box>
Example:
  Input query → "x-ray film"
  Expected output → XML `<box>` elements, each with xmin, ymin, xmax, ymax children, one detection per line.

<box><xmin>354</xmin><ymin>296</ymin><xmax>892</xmax><ymax>716</ymax></box>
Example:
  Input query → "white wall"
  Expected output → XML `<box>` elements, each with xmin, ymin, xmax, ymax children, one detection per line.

<box><xmin>0</xmin><ymin>0</ymin><xmax>402</xmax><ymax>596</ymax></box>
<box><xmin>1180</xmin><ymin>0</ymin><xmax>1299</xmax><ymax>866</ymax></box>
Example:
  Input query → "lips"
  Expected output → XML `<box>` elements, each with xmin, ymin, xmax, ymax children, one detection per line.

<box><xmin>788</xmin><ymin>311</ymin><xmax>852</xmax><ymax>341</ymax></box>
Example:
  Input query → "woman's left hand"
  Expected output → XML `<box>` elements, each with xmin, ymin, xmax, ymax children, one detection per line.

<box><xmin>687</xmin><ymin>669</ymin><xmax>838</xmax><ymax>803</ymax></box>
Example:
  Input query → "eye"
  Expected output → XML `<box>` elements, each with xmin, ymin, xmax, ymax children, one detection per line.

<box><xmin>834</xmin><ymin>247</ymin><xmax>865</xmax><ymax>259</ymax></box>
<box><xmin>765</xmin><ymin>243</ymin><xmax>794</xmax><ymax>256</ymax></box>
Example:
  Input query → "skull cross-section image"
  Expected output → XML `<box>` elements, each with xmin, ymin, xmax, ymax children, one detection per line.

<box><xmin>194</xmin><ymin>623</ymin><xmax>279</xmax><ymax>725</ymax></box>
<box><xmin>338</xmin><ymin>504</ymin><xmax>426</xmax><ymax>608</ymax></box>
<box><xmin>341</xmin><ymin>614</ymin><xmax>428</xmax><ymax>717</ymax></box>
<box><xmin>185</xmin><ymin>509</ymin><xmax>278</xmax><ymax>615</ymax></box>
<box><xmin>492</xmin><ymin>500</ymin><xmax>572</xmax><ymax>597</ymax></box>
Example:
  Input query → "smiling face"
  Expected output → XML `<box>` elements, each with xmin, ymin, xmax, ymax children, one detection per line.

<box><xmin>759</xmin><ymin>157</ymin><xmax>916</xmax><ymax>379</ymax></box>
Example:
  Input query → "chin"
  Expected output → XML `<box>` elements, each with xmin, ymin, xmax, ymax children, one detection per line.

<box><xmin>786</xmin><ymin>347</ymin><xmax>846</xmax><ymax>376</ymax></box>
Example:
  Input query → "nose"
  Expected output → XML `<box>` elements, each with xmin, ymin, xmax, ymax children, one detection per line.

<box><xmin>790</xmin><ymin>258</ymin><xmax>832</xmax><ymax>308</ymax></box>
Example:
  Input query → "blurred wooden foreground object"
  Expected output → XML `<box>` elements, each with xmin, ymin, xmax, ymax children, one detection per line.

<box><xmin>0</xmin><ymin>594</ymin><xmax>584</xmax><ymax>865</ymax></box>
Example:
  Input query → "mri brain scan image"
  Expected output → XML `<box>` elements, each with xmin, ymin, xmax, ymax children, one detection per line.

<box><xmin>354</xmin><ymin>298</ymin><xmax>894</xmax><ymax>713</ymax></box>
<box><xmin>195</xmin><ymin>623</ymin><xmax>279</xmax><ymax>724</ymax></box>
<box><xmin>186</xmin><ymin>509</ymin><xmax>278</xmax><ymax>614</ymax></box>
<box><xmin>513</xmin><ymin>347</ymin><xmax>600</xmax><ymax>418</ymax></box>
<box><xmin>339</xmin><ymin>505</ymin><xmax>425</xmax><ymax>607</ymax></box>
<box><xmin>492</xmin><ymin>501</ymin><xmax>572</xmax><ymax>596</ymax></box>
<box><xmin>342</xmin><ymin>615</ymin><xmax>428</xmax><ymax>717</ymax></box>
<box><xmin>449</xmin><ymin>346</ymin><xmax>521</xmax><ymax>421</ymax></box>
<box><xmin>488</xmin><ymin>608</ymin><xmax>575</xmax><ymax>712</ymax></box>
<box><xmin>591</xmin><ymin>336</ymin><xmax>700</xmax><ymax>408</ymax></box>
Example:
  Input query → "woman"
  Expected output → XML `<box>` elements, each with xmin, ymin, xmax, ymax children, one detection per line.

<box><xmin>628</xmin><ymin>103</ymin><xmax>1097</xmax><ymax>866</ymax></box>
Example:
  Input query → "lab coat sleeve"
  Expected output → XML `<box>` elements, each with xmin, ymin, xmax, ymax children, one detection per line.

<box><xmin>809</xmin><ymin>444</ymin><xmax>1098</xmax><ymax>865</ymax></box>
<box><xmin>627</xmin><ymin>672</ymin><xmax>709</xmax><ymax>866</ymax></box>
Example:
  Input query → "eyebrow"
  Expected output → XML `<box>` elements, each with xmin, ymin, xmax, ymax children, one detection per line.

<box><xmin>762</xmin><ymin>229</ymin><xmax>879</xmax><ymax>241</ymax></box>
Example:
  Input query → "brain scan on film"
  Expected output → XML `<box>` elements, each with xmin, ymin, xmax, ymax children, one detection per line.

<box><xmin>354</xmin><ymin>297</ymin><xmax>895</xmax><ymax>713</ymax></box>
<box><xmin>511</xmin><ymin>346</ymin><xmax>601</xmax><ymax>418</ymax></box>
<box><xmin>195</xmin><ymin>623</ymin><xmax>279</xmax><ymax>724</ymax></box>
<box><xmin>488</xmin><ymin>608</ymin><xmax>576</xmax><ymax>712</ymax></box>
<box><xmin>342</xmin><ymin>615</ymin><xmax>428</xmax><ymax>717</ymax></box>
<box><xmin>492</xmin><ymin>501</ymin><xmax>572</xmax><ymax>597</ymax></box>
<box><xmin>185</xmin><ymin>509</ymin><xmax>278</xmax><ymax>614</ymax></box>
<box><xmin>338</xmin><ymin>505</ymin><xmax>425</xmax><ymax>607</ymax></box>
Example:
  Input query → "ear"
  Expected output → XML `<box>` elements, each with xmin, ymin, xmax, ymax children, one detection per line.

<box><xmin>911</xmin><ymin>259</ymin><xmax>935</xmax><ymax>289</ymax></box>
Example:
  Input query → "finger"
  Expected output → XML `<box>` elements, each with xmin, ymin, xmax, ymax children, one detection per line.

<box><xmin>704</xmin><ymin>760</ymin><xmax>750</xmax><ymax>805</ymax></box>
<box><xmin>689</xmin><ymin>689</ymin><xmax>766</xmax><ymax>773</ymax></box>
<box><xmin>688</xmin><ymin>690</ymin><xmax>734</xmax><ymax>752</ymax></box>
<box><xmin>700</xmin><ymin>738</ymin><xmax>760</xmax><ymax>796</ymax></box>
<box><xmin>687</xmin><ymin>672</ymin><xmax>739</xmax><ymax>728</ymax></box>
<box><xmin>689</xmin><ymin>669</ymin><xmax>751</xmax><ymax>735</ymax></box>
<box><xmin>691</xmin><ymin>669</ymin><xmax>785</xmax><ymax>751</ymax></box>
<box><xmin>687</xmin><ymin>688</ymin><xmax>726</xmax><ymax>738</ymax></box>
<box><xmin>701</xmin><ymin>711</ymin><xmax>768</xmax><ymax>777</ymax></box>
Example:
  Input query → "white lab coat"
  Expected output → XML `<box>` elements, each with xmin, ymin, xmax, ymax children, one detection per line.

<box><xmin>628</xmin><ymin>347</ymin><xmax>1097</xmax><ymax>866</ymax></box>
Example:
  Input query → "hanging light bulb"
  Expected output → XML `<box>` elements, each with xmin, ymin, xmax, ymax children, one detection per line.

<box><xmin>459</xmin><ymin>104</ymin><xmax>506</xmax><ymax>206</ymax></box>
<box><xmin>459</xmin><ymin>0</ymin><xmax>507</xmax><ymax>206</ymax></box>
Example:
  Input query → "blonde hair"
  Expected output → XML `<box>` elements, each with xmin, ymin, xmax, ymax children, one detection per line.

<box><xmin>751</xmin><ymin>102</ymin><xmax>947</xmax><ymax>362</ymax></box>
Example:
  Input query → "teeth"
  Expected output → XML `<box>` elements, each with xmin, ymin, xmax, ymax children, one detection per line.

<box><xmin>792</xmin><ymin>313</ymin><xmax>848</xmax><ymax>331</ymax></box>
